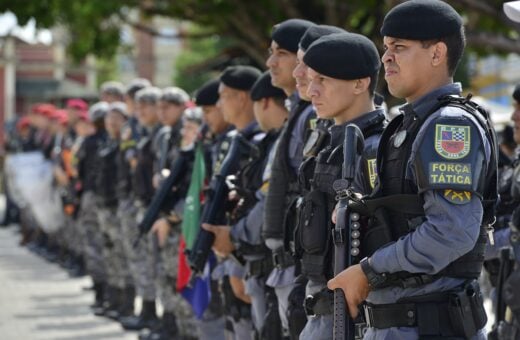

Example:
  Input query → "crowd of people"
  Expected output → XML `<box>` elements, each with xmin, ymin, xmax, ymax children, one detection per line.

<box><xmin>3</xmin><ymin>0</ymin><xmax>520</xmax><ymax>339</ymax></box>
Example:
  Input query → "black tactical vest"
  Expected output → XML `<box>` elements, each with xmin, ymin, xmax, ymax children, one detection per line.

<box><xmin>96</xmin><ymin>139</ymin><xmax>119</xmax><ymax>208</ymax></box>
<box><xmin>133</xmin><ymin>125</ymin><xmax>161</xmax><ymax>204</ymax></box>
<box><xmin>363</xmin><ymin>96</ymin><xmax>498</xmax><ymax>286</ymax></box>
<box><xmin>295</xmin><ymin>110</ymin><xmax>385</xmax><ymax>283</ymax></box>
<box><xmin>263</xmin><ymin>99</ymin><xmax>312</xmax><ymax>240</ymax></box>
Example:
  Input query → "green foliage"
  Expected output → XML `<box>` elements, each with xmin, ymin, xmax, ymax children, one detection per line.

<box><xmin>173</xmin><ymin>27</ymin><xmax>231</xmax><ymax>94</ymax></box>
<box><xmin>96</xmin><ymin>56</ymin><xmax>119</xmax><ymax>88</ymax></box>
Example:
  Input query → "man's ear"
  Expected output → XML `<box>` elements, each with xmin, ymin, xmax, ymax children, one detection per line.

<box><xmin>432</xmin><ymin>41</ymin><xmax>448</xmax><ymax>67</ymax></box>
<box><xmin>263</xmin><ymin>98</ymin><xmax>270</xmax><ymax>110</ymax></box>
<box><xmin>353</xmin><ymin>77</ymin><xmax>370</xmax><ymax>95</ymax></box>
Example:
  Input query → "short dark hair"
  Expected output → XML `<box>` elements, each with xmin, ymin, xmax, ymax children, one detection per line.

<box><xmin>421</xmin><ymin>26</ymin><xmax>466</xmax><ymax>77</ymax></box>
<box><xmin>271</xmin><ymin>96</ymin><xmax>286</xmax><ymax>109</ymax></box>
<box><xmin>368</xmin><ymin>73</ymin><xmax>379</xmax><ymax>97</ymax></box>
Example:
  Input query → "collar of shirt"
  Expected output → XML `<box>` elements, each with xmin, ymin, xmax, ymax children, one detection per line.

<box><xmin>328</xmin><ymin>108</ymin><xmax>386</xmax><ymax>146</ymax></box>
<box><xmin>239</xmin><ymin>120</ymin><xmax>259</xmax><ymax>137</ymax></box>
<box><xmin>400</xmin><ymin>83</ymin><xmax>462</xmax><ymax>119</ymax></box>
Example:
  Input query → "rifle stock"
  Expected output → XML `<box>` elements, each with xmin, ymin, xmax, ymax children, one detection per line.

<box><xmin>135</xmin><ymin>151</ymin><xmax>190</xmax><ymax>239</ymax></box>
<box><xmin>332</xmin><ymin>124</ymin><xmax>365</xmax><ymax>340</ymax></box>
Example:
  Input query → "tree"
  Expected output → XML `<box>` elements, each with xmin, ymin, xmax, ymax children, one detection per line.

<box><xmin>2</xmin><ymin>0</ymin><xmax>519</xmax><ymax>63</ymax></box>
<box><xmin>1</xmin><ymin>0</ymin><xmax>518</xmax><ymax>97</ymax></box>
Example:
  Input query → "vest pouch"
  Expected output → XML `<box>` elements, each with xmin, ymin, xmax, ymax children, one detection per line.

<box><xmin>298</xmin><ymin>190</ymin><xmax>329</xmax><ymax>254</ymax></box>
<box><xmin>362</xmin><ymin>207</ymin><xmax>393</xmax><ymax>257</ymax></box>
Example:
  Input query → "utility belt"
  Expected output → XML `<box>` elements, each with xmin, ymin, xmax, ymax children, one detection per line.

<box><xmin>272</xmin><ymin>246</ymin><xmax>294</xmax><ymax>269</ymax></box>
<box><xmin>304</xmin><ymin>289</ymin><xmax>367</xmax><ymax>339</ymax></box>
<box><xmin>363</xmin><ymin>280</ymin><xmax>487</xmax><ymax>339</ymax></box>
<box><xmin>247</xmin><ymin>257</ymin><xmax>273</xmax><ymax>277</ymax></box>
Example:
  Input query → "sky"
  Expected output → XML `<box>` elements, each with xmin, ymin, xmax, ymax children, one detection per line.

<box><xmin>0</xmin><ymin>11</ymin><xmax>52</xmax><ymax>44</ymax></box>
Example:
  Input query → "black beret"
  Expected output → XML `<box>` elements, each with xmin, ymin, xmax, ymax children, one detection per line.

<box><xmin>514</xmin><ymin>84</ymin><xmax>520</xmax><ymax>103</ymax></box>
<box><xmin>381</xmin><ymin>0</ymin><xmax>463</xmax><ymax>40</ymax></box>
<box><xmin>303</xmin><ymin>32</ymin><xmax>381</xmax><ymax>80</ymax></box>
<box><xmin>299</xmin><ymin>25</ymin><xmax>346</xmax><ymax>52</ymax></box>
<box><xmin>195</xmin><ymin>79</ymin><xmax>219</xmax><ymax>106</ymax></box>
<box><xmin>272</xmin><ymin>19</ymin><xmax>315</xmax><ymax>53</ymax></box>
<box><xmin>250</xmin><ymin>71</ymin><xmax>287</xmax><ymax>101</ymax></box>
<box><xmin>220</xmin><ymin>66</ymin><xmax>262</xmax><ymax>91</ymax></box>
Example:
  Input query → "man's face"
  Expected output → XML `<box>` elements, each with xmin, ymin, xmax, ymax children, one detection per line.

<box><xmin>67</xmin><ymin>108</ymin><xmax>80</xmax><ymax>126</ymax></box>
<box><xmin>292</xmin><ymin>49</ymin><xmax>310</xmax><ymax>101</ymax></box>
<box><xmin>382</xmin><ymin>37</ymin><xmax>435</xmax><ymax>102</ymax></box>
<box><xmin>253</xmin><ymin>99</ymin><xmax>269</xmax><ymax>131</ymax></box>
<box><xmin>307</xmin><ymin>67</ymin><xmax>356</xmax><ymax>122</ymax></box>
<box><xmin>266</xmin><ymin>41</ymin><xmax>297</xmax><ymax>93</ymax></box>
<box><xmin>158</xmin><ymin>101</ymin><xmax>184</xmax><ymax>127</ymax></box>
<box><xmin>125</xmin><ymin>95</ymin><xmax>135</xmax><ymax>116</ymax></box>
<box><xmin>136</xmin><ymin>102</ymin><xmax>158</xmax><ymax>126</ymax></box>
<box><xmin>512</xmin><ymin>100</ymin><xmax>520</xmax><ymax>144</ymax></box>
<box><xmin>181</xmin><ymin>120</ymin><xmax>201</xmax><ymax>147</ymax></box>
<box><xmin>105</xmin><ymin>110</ymin><xmax>126</xmax><ymax>138</ymax></box>
<box><xmin>217</xmin><ymin>84</ymin><xmax>242</xmax><ymax>125</ymax></box>
<box><xmin>202</xmin><ymin>105</ymin><xmax>227</xmax><ymax>134</ymax></box>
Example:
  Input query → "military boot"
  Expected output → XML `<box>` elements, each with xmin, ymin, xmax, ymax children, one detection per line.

<box><xmin>90</xmin><ymin>282</ymin><xmax>106</xmax><ymax>315</ymax></box>
<box><xmin>117</xmin><ymin>285</ymin><xmax>136</xmax><ymax>319</ymax></box>
<box><xmin>120</xmin><ymin>299</ymin><xmax>159</xmax><ymax>330</ymax></box>
<box><xmin>105</xmin><ymin>287</ymin><xmax>124</xmax><ymax>320</ymax></box>
<box><xmin>144</xmin><ymin>311</ymin><xmax>179</xmax><ymax>340</ymax></box>
<box><xmin>90</xmin><ymin>282</ymin><xmax>104</xmax><ymax>308</ymax></box>
<box><xmin>94</xmin><ymin>284</ymin><xmax>117</xmax><ymax>317</ymax></box>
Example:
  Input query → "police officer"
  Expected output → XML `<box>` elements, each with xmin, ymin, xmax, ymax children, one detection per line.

<box><xmin>192</xmin><ymin>78</ymin><xmax>231</xmax><ymax>340</ymax></box>
<box><xmin>116</xmin><ymin>78</ymin><xmax>150</xmax><ymax>325</ymax></box>
<box><xmin>328</xmin><ymin>1</ymin><xmax>497</xmax><ymax>339</ymax></box>
<box><xmin>143</xmin><ymin>86</ymin><xmax>194</xmax><ymax>340</ymax></box>
<box><xmin>202</xmin><ymin>65</ymin><xmax>263</xmax><ymax>340</ymax></box>
<box><xmin>120</xmin><ymin>87</ymin><xmax>163</xmax><ymax>331</ymax></box>
<box><xmin>296</xmin><ymin>32</ymin><xmax>385</xmax><ymax>340</ymax></box>
<box><xmin>100</xmin><ymin>80</ymin><xmax>125</xmax><ymax>103</ymax></box>
<box><xmin>487</xmin><ymin>84</ymin><xmax>520</xmax><ymax>339</ymax></box>
<box><xmin>94</xmin><ymin>102</ymin><xmax>132</xmax><ymax>319</ymax></box>
<box><xmin>76</xmin><ymin>102</ymin><xmax>109</xmax><ymax>314</ymax></box>
<box><xmin>262</xmin><ymin>18</ymin><xmax>315</xmax><ymax>339</ymax></box>
<box><xmin>203</xmin><ymin>71</ymin><xmax>287</xmax><ymax>339</ymax></box>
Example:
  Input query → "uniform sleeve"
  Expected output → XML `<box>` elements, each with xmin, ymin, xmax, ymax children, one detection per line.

<box><xmin>370</xmin><ymin>190</ymin><xmax>483</xmax><ymax>274</ymax></box>
<box><xmin>370</xmin><ymin>108</ymin><xmax>492</xmax><ymax>275</ymax></box>
<box><xmin>231</xmin><ymin>190</ymin><xmax>265</xmax><ymax>246</ymax></box>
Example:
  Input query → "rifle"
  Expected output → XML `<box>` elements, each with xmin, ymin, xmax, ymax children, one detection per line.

<box><xmin>332</xmin><ymin>124</ymin><xmax>365</xmax><ymax>340</ymax></box>
<box><xmin>135</xmin><ymin>150</ymin><xmax>190</xmax><ymax>239</ymax></box>
<box><xmin>188</xmin><ymin>133</ymin><xmax>252</xmax><ymax>276</ymax></box>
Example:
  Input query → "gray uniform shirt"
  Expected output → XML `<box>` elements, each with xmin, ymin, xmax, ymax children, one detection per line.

<box><xmin>366</xmin><ymin>83</ymin><xmax>490</xmax><ymax>339</ymax></box>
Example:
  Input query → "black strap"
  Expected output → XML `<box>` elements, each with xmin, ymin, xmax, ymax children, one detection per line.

<box><xmin>248</xmin><ymin>257</ymin><xmax>274</xmax><ymax>277</ymax></box>
<box><xmin>272</xmin><ymin>247</ymin><xmax>294</xmax><ymax>269</ymax></box>
<box><xmin>350</xmin><ymin>194</ymin><xmax>425</xmax><ymax>216</ymax></box>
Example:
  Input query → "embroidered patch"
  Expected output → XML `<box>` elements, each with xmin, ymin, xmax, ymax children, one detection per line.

<box><xmin>429</xmin><ymin>162</ymin><xmax>472</xmax><ymax>185</ymax></box>
<box><xmin>309</xmin><ymin>118</ymin><xmax>317</xmax><ymax>130</ymax></box>
<box><xmin>443</xmin><ymin>189</ymin><xmax>471</xmax><ymax>204</ymax></box>
<box><xmin>260</xmin><ymin>181</ymin><xmax>270</xmax><ymax>194</ymax></box>
<box><xmin>434</xmin><ymin>125</ymin><xmax>470</xmax><ymax>159</ymax></box>
<box><xmin>367</xmin><ymin>159</ymin><xmax>377</xmax><ymax>189</ymax></box>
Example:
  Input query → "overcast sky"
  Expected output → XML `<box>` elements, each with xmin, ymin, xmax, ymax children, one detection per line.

<box><xmin>0</xmin><ymin>11</ymin><xmax>52</xmax><ymax>44</ymax></box>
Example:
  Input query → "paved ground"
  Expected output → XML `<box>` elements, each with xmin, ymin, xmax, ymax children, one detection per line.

<box><xmin>0</xmin><ymin>225</ymin><xmax>136</xmax><ymax>340</ymax></box>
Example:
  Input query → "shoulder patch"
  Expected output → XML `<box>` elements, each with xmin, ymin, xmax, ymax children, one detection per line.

<box><xmin>429</xmin><ymin>162</ymin><xmax>472</xmax><ymax>186</ymax></box>
<box><xmin>434</xmin><ymin>124</ymin><xmax>470</xmax><ymax>159</ymax></box>
<box><xmin>442</xmin><ymin>189</ymin><xmax>472</xmax><ymax>205</ymax></box>
<box><xmin>367</xmin><ymin>158</ymin><xmax>377</xmax><ymax>189</ymax></box>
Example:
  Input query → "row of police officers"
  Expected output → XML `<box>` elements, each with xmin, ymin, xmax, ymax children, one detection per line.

<box><xmin>9</xmin><ymin>0</ymin><xmax>520</xmax><ymax>339</ymax></box>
